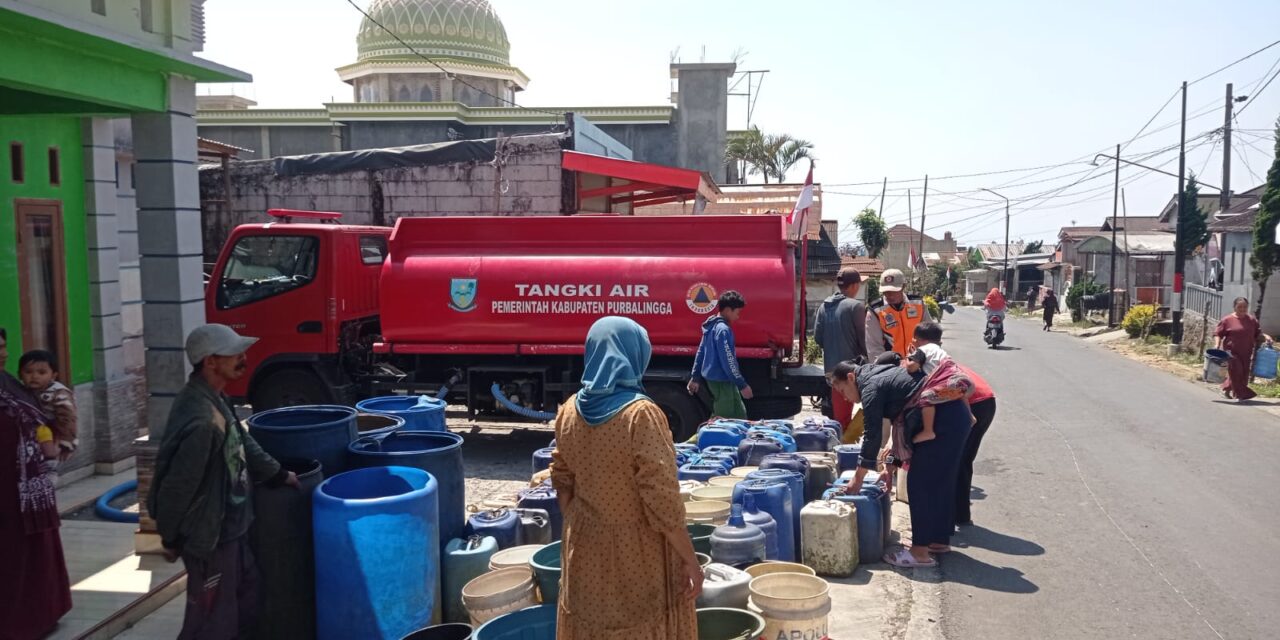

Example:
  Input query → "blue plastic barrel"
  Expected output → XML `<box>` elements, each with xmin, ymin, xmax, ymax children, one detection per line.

<box><xmin>679</xmin><ymin>462</ymin><xmax>727</xmax><ymax>482</ymax></box>
<box><xmin>834</xmin><ymin>444</ymin><xmax>862</xmax><ymax>475</ymax></box>
<box><xmin>348</xmin><ymin>431</ymin><xmax>466</xmax><ymax>549</ymax></box>
<box><xmin>357</xmin><ymin>395</ymin><xmax>447</xmax><ymax>432</ymax></box>
<box><xmin>732</xmin><ymin>479</ymin><xmax>796</xmax><ymax>563</ymax></box>
<box><xmin>793</xmin><ymin>426</ymin><xmax>838</xmax><ymax>452</ymax></box>
<box><xmin>473</xmin><ymin>605</ymin><xmax>556</xmax><ymax>640</ymax></box>
<box><xmin>753</xmin><ymin>420</ymin><xmax>795</xmax><ymax>434</ymax></box>
<box><xmin>443</xmin><ymin>536</ymin><xmax>497</xmax><ymax>625</ymax></box>
<box><xmin>760</xmin><ymin>453</ymin><xmax>814</xmax><ymax>507</ymax></box>
<box><xmin>357</xmin><ymin>412</ymin><xmax>405</xmax><ymax>440</ymax></box>
<box><xmin>1254</xmin><ymin>345</ymin><xmax>1279</xmax><ymax>379</ymax></box>
<box><xmin>746</xmin><ymin>468</ymin><xmax>805</xmax><ymax>560</ymax></box>
<box><xmin>400</xmin><ymin>623</ymin><xmax>474</xmax><ymax>640</ymax></box>
<box><xmin>314</xmin><ymin>466</ymin><xmax>440</xmax><ymax>639</ymax></box>
<box><xmin>824</xmin><ymin>487</ymin><xmax>883</xmax><ymax>563</ymax></box>
<box><xmin>531</xmin><ymin>447</ymin><xmax>555</xmax><ymax>474</ymax></box>
<box><xmin>517</xmin><ymin>486</ymin><xmax>562</xmax><ymax>542</ymax></box>
<box><xmin>465</xmin><ymin>509</ymin><xmax>522</xmax><ymax>549</ymax></box>
<box><xmin>749</xmin><ymin>429</ymin><xmax>797</xmax><ymax>452</ymax></box>
<box><xmin>249</xmin><ymin>405</ymin><xmax>358</xmax><ymax>476</ymax></box>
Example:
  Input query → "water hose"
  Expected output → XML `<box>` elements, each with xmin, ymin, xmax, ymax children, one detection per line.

<box><xmin>95</xmin><ymin>479</ymin><xmax>140</xmax><ymax>523</ymax></box>
<box><xmin>490</xmin><ymin>383</ymin><xmax>556</xmax><ymax>421</ymax></box>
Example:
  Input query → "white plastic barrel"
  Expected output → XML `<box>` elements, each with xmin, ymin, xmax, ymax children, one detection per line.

<box><xmin>684</xmin><ymin>500</ymin><xmax>731</xmax><ymax>525</ymax></box>
<box><xmin>748</xmin><ymin>573</ymin><xmax>832</xmax><ymax>640</ymax></box>
<box><xmin>697</xmin><ymin>563</ymin><xmax>753</xmax><ymax>609</ymax></box>
<box><xmin>690</xmin><ymin>485</ymin><xmax>735</xmax><ymax>502</ymax></box>
<box><xmin>801</xmin><ymin>500</ymin><xmax>858</xmax><ymax>576</ymax></box>
<box><xmin>461</xmin><ymin>567</ymin><xmax>538</xmax><ymax>626</ymax></box>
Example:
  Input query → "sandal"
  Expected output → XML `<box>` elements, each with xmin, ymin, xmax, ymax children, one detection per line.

<box><xmin>928</xmin><ymin>544</ymin><xmax>952</xmax><ymax>554</ymax></box>
<box><xmin>883</xmin><ymin>546</ymin><xmax>937</xmax><ymax>568</ymax></box>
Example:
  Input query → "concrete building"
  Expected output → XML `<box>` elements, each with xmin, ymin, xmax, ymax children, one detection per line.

<box><xmin>196</xmin><ymin>0</ymin><xmax>736</xmax><ymax>183</ymax></box>
<box><xmin>1</xmin><ymin>0</ymin><xmax>246</xmax><ymax>498</ymax></box>
<box><xmin>881</xmin><ymin>224</ymin><xmax>959</xmax><ymax>272</ymax></box>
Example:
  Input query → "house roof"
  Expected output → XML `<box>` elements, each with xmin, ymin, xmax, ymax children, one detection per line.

<box><xmin>1208</xmin><ymin>209</ymin><xmax>1257</xmax><ymax>233</ymax></box>
<box><xmin>1076</xmin><ymin>233</ymin><xmax>1177</xmax><ymax>254</ymax></box>
<box><xmin>1058</xmin><ymin>226</ymin><xmax>1107</xmax><ymax>241</ymax></box>
<box><xmin>840</xmin><ymin>256</ymin><xmax>886</xmax><ymax>278</ymax></box>
<box><xmin>1102</xmin><ymin>216</ymin><xmax>1168</xmax><ymax>233</ymax></box>
<box><xmin>1157</xmin><ymin>186</ymin><xmax>1262</xmax><ymax>222</ymax></box>
<box><xmin>887</xmin><ymin>224</ymin><xmax>941</xmax><ymax>242</ymax></box>
<box><xmin>973</xmin><ymin>241</ymin><xmax>1026</xmax><ymax>261</ymax></box>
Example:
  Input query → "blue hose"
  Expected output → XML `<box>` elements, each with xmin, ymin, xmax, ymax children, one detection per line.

<box><xmin>95</xmin><ymin>479</ymin><xmax>140</xmax><ymax>523</ymax></box>
<box><xmin>490</xmin><ymin>383</ymin><xmax>557</xmax><ymax>421</ymax></box>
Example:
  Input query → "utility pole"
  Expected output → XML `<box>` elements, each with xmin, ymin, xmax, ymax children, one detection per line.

<box><xmin>1109</xmin><ymin>143</ymin><xmax>1120</xmax><ymax>327</ymax></box>
<box><xmin>981</xmin><ymin>188</ymin><xmax>1011</xmax><ymax>294</ymax></box>
<box><xmin>1122</xmin><ymin>188</ymin><xmax>1132</xmax><ymax>297</ymax></box>
<box><xmin>919</xmin><ymin>175</ymin><xmax>929</xmax><ymax>269</ymax></box>
<box><xmin>1220</xmin><ymin>83</ymin><xmax>1234</xmax><ymax>214</ymax></box>
<box><xmin>878</xmin><ymin>177</ymin><xmax>886</xmax><ymax>218</ymax></box>
<box><xmin>1172</xmin><ymin>81</ymin><xmax>1188</xmax><ymax>345</ymax></box>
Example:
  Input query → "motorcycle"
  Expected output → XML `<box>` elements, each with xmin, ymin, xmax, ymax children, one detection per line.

<box><xmin>983</xmin><ymin>313</ymin><xmax>1005</xmax><ymax>348</ymax></box>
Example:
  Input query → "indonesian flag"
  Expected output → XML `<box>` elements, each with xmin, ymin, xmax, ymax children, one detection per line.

<box><xmin>909</xmin><ymin>246</ymin><xmax>920</xmax><ymax>272</ymax></box>
<box><xmin>946</xmin><ymin>264</ymin><xmax>952</xmax><ymax>280</ymax></box>
<box><xmin>787</xmin><ymin>164</ymin><xmax>814</xmax><ymax>240</ymax></box>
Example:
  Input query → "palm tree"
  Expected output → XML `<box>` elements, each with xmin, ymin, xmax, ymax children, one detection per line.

<box><xmin>725</xmin><ymin>127</ymin><xmax>816</xmax><ymax>184</ymax></box>
<box><xmin>765</xmin><ymin>135</ymin><xmax>815</xmax><ymax>182</ymax></box>
<box><xmin>725</xmin><ymin>127</ymin><xmax>768</xmax><ymax>183</ymax></box>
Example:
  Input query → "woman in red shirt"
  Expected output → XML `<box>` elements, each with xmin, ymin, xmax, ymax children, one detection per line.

<box><xmin>1215</xmin><ymin>297</ymin><xmax>1273</xmax><ymax>402</ymax></box>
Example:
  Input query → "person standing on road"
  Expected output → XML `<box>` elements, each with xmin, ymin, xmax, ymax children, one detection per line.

<box><xmin>148</xmin><ymin>324</ymin><xmax>299</xmax><ymax>639</ymax></box>
<box><xmin>1215</xmin><ymin>297</ymin><xmax>1274</xmax><ymax>402</ymax></box>
<box><xmin>552</xmin><ymin>316</ymin><xmax>701</xmax><ymax>639</ymax></box>
<box><xmin>1042</xmin><ymin>289</ymin><xmax>1059</xmax><ymax>331</ymax></box>
<box><xmin>814</xmin><ymin>267</ymin><xmax>868</xmax><ymax>432</ymax></box>
<box><xmin>688</xmin><ymin>291</ymin><xmax>753</xmax><ymax>419</ymax></box>
<box><xmin>866</xmin><ymin>269</ymin><xmax>927</xmax><ymax>360</ymax></box>
<box><xmin>0</xmin><ymin>328</ymin><xmax>73</xmax><ymax>640</ymax></box>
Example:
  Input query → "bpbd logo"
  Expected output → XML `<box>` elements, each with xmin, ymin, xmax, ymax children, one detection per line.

<box><xmin>449</xmin><ymin>278</ymin><xmax>478</xmax><ymax>312</ymax></box>
<box><xmin>686</xmin><ymin>282</ymin><xmax>718</xmax><ymax>314</ymax></box>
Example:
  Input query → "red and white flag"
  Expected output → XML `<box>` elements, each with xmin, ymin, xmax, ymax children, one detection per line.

<box><xmin>787</xmin><ymin>164</ymin><xmax>814</xmax><ymax>240</ymax></box>
<box><xmin>908</xmin><ymin>246</ymin><xmax>920</xmax><ymax>272</ymax></box>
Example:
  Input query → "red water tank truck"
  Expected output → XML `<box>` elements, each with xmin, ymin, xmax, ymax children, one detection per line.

<box><xmin>205</xmin><ymin>209</ymin><xmax>827</xmax><ymax>439</ymax></box>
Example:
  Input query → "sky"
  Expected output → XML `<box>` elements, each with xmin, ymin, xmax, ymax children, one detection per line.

<box><xmin>198</xmin><ymin>0</ymin><xmax>1280</xmax><ymax>248</ymax></box>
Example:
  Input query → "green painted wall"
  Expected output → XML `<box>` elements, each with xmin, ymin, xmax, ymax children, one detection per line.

<box><xmin>0</xmin><ymin>117</ymin><xmax>92</xmax><ymax>384</ymax></box>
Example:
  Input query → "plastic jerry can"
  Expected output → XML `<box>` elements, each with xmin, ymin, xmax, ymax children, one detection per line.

<box><xmin>530</xmin><ymin>447</ymin><xmax>555</xmax><ymax>475</ymax></box>
<box><xmin>697</xmin><ymin>453</ymin><xmax>738</xmax><ymax>473</ymax></box>
<box><xmin>465</xmin><ymin>508</ymin><xmax>521</xmax><ymax>550</ymax></box>
<box><xmin>515</xmin><ymin>508</ymin><xmax>551</xmax><ymax>545</ymax></box>
<box><xmin>1255</xmin><ymin>345</ymin><xmax>1279</xmax><ymax>379</ymax></box>
<box><xmin>516</xmin><ymin>485</ymin><xmax>562</xmax><ymax>542</ymax></box>
<box><xmin>697</xmin><ymin>424</ymin><xmax>748</xmax><ymax>450</ymax></box>
<box><xmin>732</xmin><ymin>479</ymin><xmax>796</xmax><ymax>563</ymax></box>
<box><xmin>680</xmin><ymin>462</ymin><xmax>728</xmax><ymax>482</ymax></box>
<box><xmin>801</xmin><ymin>501</ymin><xmax>858</xmax><ymax>576</ymax></box>
<box><xmin>443</xmin><ymin>535</ymin><xmax>498</xmax><ymax>623</ymax></box>
<box><xmin>700</xmin><ymin>446</ymin><xmax>741</xmax><ymax>465</ymax></box>
<box><xmin>696</xmin><ymin>563</ymin><xmax>753</xmax><ymax>609</ymax></box>
<box><xmin>861</xmin><ymin>483</ymin><xmax>893</xmax><ymax>550</ymax></box>
<box><xmin>746</xmin><ymin>429</ymin><xmax>798</xmax><ymax>452</ymax></box>
<box><xmin>822</xmin><ymin>488</ymin><xmax>883</xmax><ymax>564</ymax></box>
<box><xmin>738</xmin><ymin>433</ymin><xmax>784</xmax><ymax>466</ymax></box>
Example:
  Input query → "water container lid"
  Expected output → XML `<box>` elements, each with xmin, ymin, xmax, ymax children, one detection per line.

<box><xmin>728</xmin><ymin>502</ymin><xmax>745</xmax><ymax>527</ymax></box>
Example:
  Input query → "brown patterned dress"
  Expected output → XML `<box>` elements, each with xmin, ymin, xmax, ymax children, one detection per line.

<box><xmin>549</xmin><ymin>399</ymin><xmax>697</xmax><ymax>640</ymax></box>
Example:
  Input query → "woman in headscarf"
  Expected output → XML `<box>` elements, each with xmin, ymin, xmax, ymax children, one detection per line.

<box><xmin>983</xmin><ymin>288</ymin><xmax>1007</xmax><ymax>317</ymax></box>
<box><xmin>0</xmin><ymin>327</ymin><xmax>73</xmax><ymax>639</ymax></box>
<box><xmin>1042</xmin><ymin>288</ymin><xmax>1059</xmax><ymax>331</ymax></box>
<box><xmin>550</xmin><ymin>317</ymin><xmax>701</xmax><ymax>640</ymax></box>
<box><xmin>1215</xmin><ymin>297</ymin><xmax>1274</xmax><ymax>401</ymax></box>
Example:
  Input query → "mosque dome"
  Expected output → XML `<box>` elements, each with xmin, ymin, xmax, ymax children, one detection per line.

<box><xmin>356</xmin><ymin>0</ymin><xmax>511</xmax><ymax>67</ymax></box>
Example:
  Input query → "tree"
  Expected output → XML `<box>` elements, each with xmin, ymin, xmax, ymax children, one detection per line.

<box><xmin>765</xmin><ymin>135</ymin><xmax>815</xmax><ymax>182</ymax></box>
<box><xmin>854</xmin><ymin>208</ymin><xmax>889</xmax><ymax>258</ymax></box>
<box><xmin>966</xmin><ymin>248</ymin><xmax>984</xmax><ymax>270</ymax></box>
<box><xmin>1022</xmin><ymin>240</ymin><xmax>1044</xmax><ymax>254</ymax></box>
<box><xmin>725</xmin><ymin>127</ymin><xmax>768</xmax><ymax>184</ymax></box>
<box><xmin>724</xmin><ymin>127</ymin><xmax>816</xmax><ymax>184</ymax></box>
<box><xmin>1250</xmin><ymin>118</ymin><xmax>1280</xmax><ymax>324</ymax></box>
<box><xmin>1178</xmin><ymin>173</ymin><xmax>1210</xmax><ymax>258</ymax></box>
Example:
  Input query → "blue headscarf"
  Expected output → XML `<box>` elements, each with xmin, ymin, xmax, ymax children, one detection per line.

<box><xmin>575</xmin><ymin>316</ymin><xmax>652</xmax><ymax>426</ymax></box>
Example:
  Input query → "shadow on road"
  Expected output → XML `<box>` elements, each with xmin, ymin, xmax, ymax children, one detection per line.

<box><xmin>969</xmin><ymin>485</ymin><xmax>988</xmax><ymax>501</ymax></box>
<box><xmin>990</xmin><ymin>345</ymin><xmax>1023</xmax><ymax>351</ymax></box>
<box><xmin>958</xmin><ymin>525</ymin><xmax>1045</xmax><ymax>556</ymax></box>
<box><xmin>940</xmin><ymin>552</ymin><xmax>1040</xmax><ymax>594</ymax></box>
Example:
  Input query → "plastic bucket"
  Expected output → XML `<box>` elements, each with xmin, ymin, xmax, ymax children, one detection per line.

<box><xmin>487</xmin><ymin>545</ymin><xmax>543</xmax><ymax>572</ymax></box>
<box><xmin>529</xmin><ymin>542</ymin><xmax>562</xmax><ymax>604</ymax></box>
<box><xmin>400</xmin><ymin>623</ymin><xmax>474</xmax><ymax>640</ymax></box>
<box><xmin>697</xmin><ymin>552</ymin><xmax>713</xmax><ymax>567</ymax></box>
<box><xmin>461</xmin><ymin>568</ymin><xmax>539</xmax><ymax>627</ymax></box>
<box><xmin>251</xmin><ymin>458</ymin><xmax>323</xmax><ymax>640</ymax></box>
<box><xmin>1204</xmin><ymin>349</ymin><xmax>1230</xmax><ymax>384</ymax></box>
<box><xmin>472</xmin><ymin>605</ymin><xmax>556</xmax><ymax>640</ymax></box>
<box><xmin>681</xmin><ymin>480</ymin><xmax>707</xmax><ymax>502</ymax></box>
<box><xmin>348</xmin><ymin>431</ymin><xmax>466</xmax><ymax>549</ymax></box>
<box><xmin>729</xmin><ymin>466</ymin><xmax>758</xmax><ymax>478</ymax></box>
<box><xmin>748</xmin><ymin>573</ymin><xmax>831</xmax><ymax>640</ymax></box>
<box><xmin>249</xmin><ymin>405</ymin><xmax>358</xmax><ymax>477</ymax></box>
<box><xmin>688</xmin><ymin>523</ymin><xmax>716</xmax><ymax>555</ymax></box>
<box><xmin>743</xmin><ymin>562</ymin><xmax>816</xmax><ymax>579</ymax></box>
<box><xmin>708</xmin><ymin>476</ymin><xmax>744</xmax><ymax>489</ymax></box>
<box><xmin>685</xmin><ymin>500</ymin><xmax>732</xmax><ymax>525</ymax></box>
<box><xmin>696</xmin><ymin>607</ymin><xmax>766</xmax><ymax>640</ymax></box>
<box><xmin>692</xmin><ymin>485</ymin><xmax>736</xmax><ymax>502</ymax></box>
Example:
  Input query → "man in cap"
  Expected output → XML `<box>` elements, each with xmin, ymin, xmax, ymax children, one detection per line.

<box><xmin>866</xmin><ymin>268</ymin><xmax>928</xmax><ymax>361</ymax></box>
<box><xmin>148</xmin><ymin>324</ymin><xmax>298</xmax><ymax>639</ymax></box>
<box><xmin>814</xmin><ymin>267</ymin><xmax>868</xmax><ymax>431</ymax></box>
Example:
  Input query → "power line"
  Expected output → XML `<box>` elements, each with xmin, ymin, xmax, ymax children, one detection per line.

<box><xmin>343</xmin><ymin>0</ymin><xmax>564</xmax><ymax>119</ymax></box>
<box><xmin>1233</xmin><ymin>144</ymin><xmax>1263</xmax><ymax>185</ymax></box>
<box><xmin>1237</xmin><ymin>63</ymin><xmax>1280</xmax><ymax>117</ymax></box>
<box><xmin>1189</xmin><ymin>39</ymin><xmax>1280</xmax><ymax>86</ymax></box>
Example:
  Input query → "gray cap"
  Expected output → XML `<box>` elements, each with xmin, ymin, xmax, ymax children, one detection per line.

<box><xmin>185</xmin><ymin>324</ymin><xmax>258</xmax><ymax>365</ymax></box>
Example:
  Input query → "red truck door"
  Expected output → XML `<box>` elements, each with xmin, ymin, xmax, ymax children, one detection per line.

<box><xmin>207</xmin><ymin>229</ymin><xmax>330</xmax><ymax>401</ymax></box>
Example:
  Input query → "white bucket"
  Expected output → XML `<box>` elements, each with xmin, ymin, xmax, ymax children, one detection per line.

<box><xmin>690</xmin><ymin>485</ymin><xmax>735</xmax><ymax>502</ymax></box>
<box><xmin>685</xmin><ymin>499</ymin><xmax>731</xmax><ymax>525</ymax></box>
<box><xmin>729</xmin><ymin>466</ymin><xmax>759</xmax><ymax>478</ymax></box>
<box><xmin>679</xmin><ymin>480</ymin><xmax>707</xmax><ymax>502</ymax></box>
<box><xmin>743</xmin><ymin>562</ymin><xmax>816</xmax><ymax>579</ymax></box>
<box><xmin>707</xmin><ymin>475</ymin><xmax>743</xmax><ymax>489</ymax></box>
<box><xmin>461</xmin><ymin>566</ymin><xmax>539</xmax><ymax>626</ymax></box>
<box><xmin>487</xmin><ymin>545</ymin><xmax>543</xmax><ymax>571</ymax></box>
<box><xmin>748</xmin><ymin>573</ymin><xmax>832</xmax><ymax>640</ymax></box>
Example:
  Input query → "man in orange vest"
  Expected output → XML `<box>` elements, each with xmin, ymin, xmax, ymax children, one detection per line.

<box><xmin>866</xmin><ymin>268</ymin><xmax>927</xmax><ymax>360</ymax></box>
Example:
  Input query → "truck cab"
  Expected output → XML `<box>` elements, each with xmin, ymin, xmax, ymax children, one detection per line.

<box><xmin>206</xmin><ymin>209</ymin><xmax>389</xmax><ymax>408</ymax></box>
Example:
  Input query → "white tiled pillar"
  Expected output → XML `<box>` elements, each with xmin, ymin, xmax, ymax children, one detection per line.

<box><xmin>131</xmin><ymin>76</ymin><xmax>206</xmax><ymax>440</ymax></box>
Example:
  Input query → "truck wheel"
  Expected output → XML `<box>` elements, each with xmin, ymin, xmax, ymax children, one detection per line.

<box><xmin>745</xmin><ymin>396</ymin><xmax>802</xmax><ymax>421</ymax></box>
<box><xmin>251</xmin><ymin>369</ymin><xmax>334</xmax><ymax>411</ymax></box>
<box><xmin>648</xmin><ymin>384</ymin><xmax>707</xmax><ymax>442</ymax></box>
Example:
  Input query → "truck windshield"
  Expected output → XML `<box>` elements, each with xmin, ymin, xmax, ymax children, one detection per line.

<box><xmin>217</xmin><ymin>235</ymin><xmax>319</xmax><ymax>309</ymax></box>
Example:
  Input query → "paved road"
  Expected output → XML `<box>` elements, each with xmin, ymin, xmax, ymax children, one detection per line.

<box><xmin>935</xmin><ymin>308</ymin><xmax>1280</xmax><ymax>639</ymax></box>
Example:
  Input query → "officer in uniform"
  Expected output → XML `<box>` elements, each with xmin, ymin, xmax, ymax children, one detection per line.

<box><xmin>866</xmin><ymin>268</ymin><xmax>927</xmax><ymax>360</ymax></box>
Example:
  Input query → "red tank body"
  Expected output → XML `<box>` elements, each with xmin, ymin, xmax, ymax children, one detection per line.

<box><xmin>378</xmin><ymin>215</ymin><xmax>796</xmax><ymax>357</ymax></box>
